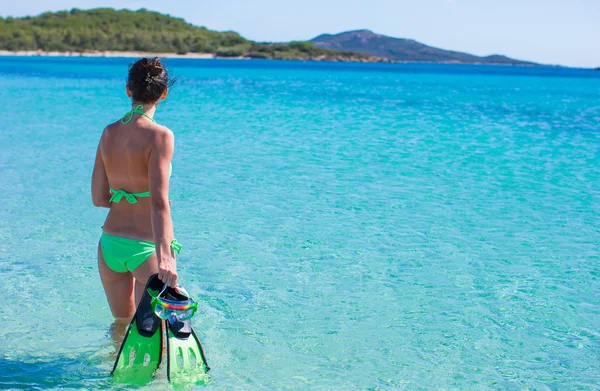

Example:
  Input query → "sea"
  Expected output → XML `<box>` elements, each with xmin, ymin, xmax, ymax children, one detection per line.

<box><xmin>0</xmin><ymin>57</ymin><xmax>599</xmax><ymax>390</ymax></box>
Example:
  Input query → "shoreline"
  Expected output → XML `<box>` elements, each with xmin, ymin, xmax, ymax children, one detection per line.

<box><xmin>0</xmin><ymin>50</ymin><xmax>382</xmax><ymax>63</ymax></box>
<box><xmin>0</xmin><ymin>50</ymin><xmax>563</xmax><ymax>67</ymax></box>
<box><xmin>0</xmin><ymin>50</ymin><xmax>217</xmax><ymax>59</ymax></box>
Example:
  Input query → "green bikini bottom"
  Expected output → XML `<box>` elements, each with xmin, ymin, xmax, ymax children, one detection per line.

<box><xmin>100</xmin><ymin>233</ymin><xmax>182</xmax><ymax>273</ymax></box>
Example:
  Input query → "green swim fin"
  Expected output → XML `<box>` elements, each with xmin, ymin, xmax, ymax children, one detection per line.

<box><xmin>111</xmin><ymin>275</ymin><xmax>164</xmax><ymax>385</ymax></box>
<box><xmin>164</xmin><ymin>288</ymin><xmax>210</xmax><ymax>386</ymax></box>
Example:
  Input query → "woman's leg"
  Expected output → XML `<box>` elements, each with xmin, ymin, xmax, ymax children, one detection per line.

<box><xmin>98</xmin><ymin>243</ymin><xmax>136</xmax><ymax>319</ymax></box>
<box><xmin>132</xmin><ymin>253</ymin><xmax>159</xmax><ymax>306</ymax></box>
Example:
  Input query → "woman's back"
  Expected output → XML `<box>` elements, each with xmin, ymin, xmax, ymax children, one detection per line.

<box><xmin>101</xmin><ymin>115</ymin><xmax>159</xmax><ymax>240</ymax></box>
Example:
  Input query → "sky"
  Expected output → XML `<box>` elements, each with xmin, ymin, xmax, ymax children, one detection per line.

<box><xmin>2</xmin><ymin>0</ymin><xmax>599</xmax><ymax>68</ymax></box>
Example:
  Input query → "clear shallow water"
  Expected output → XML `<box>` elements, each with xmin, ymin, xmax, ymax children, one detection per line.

<box><xmin>0</xmin><ymin>57</ymin><xmax>599</xmax><ymax>390</ymax></box>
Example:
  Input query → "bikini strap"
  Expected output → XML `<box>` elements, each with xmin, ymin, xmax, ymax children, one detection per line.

<box><xmin>109</xmin><ymin>188</ymin><xmax>151</xmax><ymax>204</ymax></box>
<box><xmin>170</xmin><ymin>239</ymin><xmax>183</xmax><ymax>254</ymax></box>
<box><xmin>122</xmin><ymin>105</ymin><xmax>156</xmax><ymax>124</ymax></box>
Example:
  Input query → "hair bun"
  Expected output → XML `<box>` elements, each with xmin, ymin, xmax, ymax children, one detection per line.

<box><xmin>127</xmin><ymin>57</ymin><xmax>173</xmax><ymax>103</ymax></box>
<box><xmin>148</xmin><ymin>60</ymin><xmax>164</xmax><ymax>77</ymax></box>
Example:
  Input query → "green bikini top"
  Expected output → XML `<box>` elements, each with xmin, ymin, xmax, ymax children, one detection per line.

<box><xmin>121</xmin><ymin>105</ymin><xmax>154</xmax><ymax>125</ymax></box>
<box><xmin>110</xmin><ymin>105</ymin><xmax>172</xmax><ymax>205</ymax></box>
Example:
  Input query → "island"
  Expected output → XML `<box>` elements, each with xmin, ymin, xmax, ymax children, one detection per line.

<box><xmin>1</xmin><ymin>8</ymin><xmax>542</xmax><ymax>65</ymax></box>
<box><xmin>0</xmin><ymin>8</ymin><xmax>380</xmax><ymax>62</ymax></box>
<box><xmin>312</xmin><ymin>30</ymin><xmax>537</xmax><ymax>65</ymax></box>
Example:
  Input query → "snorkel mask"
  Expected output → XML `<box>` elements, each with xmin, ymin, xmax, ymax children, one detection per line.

<box><xmin>151</xmin><ymin>284</ymin><xmax>199</xmax><ymax>324</ymax></box>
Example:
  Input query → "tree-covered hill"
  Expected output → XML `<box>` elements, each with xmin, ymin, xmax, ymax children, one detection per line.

<box><xmin>0</xmin><ymin>8</ymin><xmax>374</xmax><ymax>61</ymax></box>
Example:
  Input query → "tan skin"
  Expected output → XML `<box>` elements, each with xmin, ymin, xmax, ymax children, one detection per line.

<box><xmin>92</xmin><ymin>86</ymin><xmax>178</xmax><ymax>320</ymax></box>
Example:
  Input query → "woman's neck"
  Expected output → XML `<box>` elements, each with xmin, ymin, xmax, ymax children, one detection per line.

<box><xmin>132</xmin><ymin>102</ymin><xmax>157</xmax><ymax>119</ymax></box>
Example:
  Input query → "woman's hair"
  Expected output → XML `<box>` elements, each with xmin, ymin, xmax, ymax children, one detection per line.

<box><xmin>127</xmin><ymin>57</ymin><xmax>173</xmax><ymax>103</ymax></box>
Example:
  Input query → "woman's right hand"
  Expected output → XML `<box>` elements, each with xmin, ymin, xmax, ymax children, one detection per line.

<box><xmin>158</xmin><ymin>252</ymin><xmax>178</xmax><ymax>288</ymax></box>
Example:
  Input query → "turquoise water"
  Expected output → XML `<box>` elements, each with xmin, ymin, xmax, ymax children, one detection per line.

<box><xmin>1</xmin><ymin>57</ymin><xmax>599</xmax><ymax>390</ymax></box>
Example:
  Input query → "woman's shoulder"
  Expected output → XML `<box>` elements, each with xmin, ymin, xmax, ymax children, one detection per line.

<box><xmin>98</xmin><ymin>121</ymin><xmax>117</xmax><ymax>146</ymax></box>
<box><xmin>101</xmin><ymin>119</ymin><xmax>124</xmax><ymax>135</ymax></box>
<box><xmin>149</xmin><ymin>123</ymin><xmax>174</xmax><ymax>139</ymax></box>
<box><xmin>148</xmin><ymin>123</ymin><xmax>175</xmax><ymax>151</ymax></box>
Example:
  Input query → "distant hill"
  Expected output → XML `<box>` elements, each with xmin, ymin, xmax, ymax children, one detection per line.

<box><xmin>312</xmin><ymin>30</ymin><xmax>537</xmax><ymax>65</ymax></box>
<box><xmin>0</xmin><ymin>8</ymin><xmax>374</xmax><ymax>61</ymax></box>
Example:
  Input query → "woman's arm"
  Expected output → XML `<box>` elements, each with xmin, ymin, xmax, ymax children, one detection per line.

<box><xmin>148</xmin><ymin>127</ymin><xmax>177</xmax><ymax>287</ymax></box>
<box><xmin>91</xmin><ymin>134</ymin><xmax>111</xmax><ymax>208</ymax></box>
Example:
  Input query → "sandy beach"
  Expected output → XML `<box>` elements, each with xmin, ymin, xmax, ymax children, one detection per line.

<box><xmin>0</xmin><ymin>50</ymin><xmax>217</xmax><ymax>59</ymax></box>
<box><xmin>0</xmin><ymin>50</ymin><xmax>388</xmax><ymax>63</ymax></box>
<box><xmin>0</xmin><ymin>50</ymin><xmax>537</xmax><ymax>65</ymax></box>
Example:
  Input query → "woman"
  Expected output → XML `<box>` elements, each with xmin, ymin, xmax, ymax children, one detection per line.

<box><xmin>92</xmin><ymin>57</ymin><xmax>179</xmax><ymax>319</ymax></box>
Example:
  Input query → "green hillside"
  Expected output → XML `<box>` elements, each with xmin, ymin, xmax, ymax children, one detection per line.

<box><xmin>0</xmin><ymin>8</ymin><xmax>370</xmax><ymax>60</ymax></box>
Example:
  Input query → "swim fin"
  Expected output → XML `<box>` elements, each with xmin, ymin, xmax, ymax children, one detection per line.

<box><xmin>111</xmin><ymin>275</ymin><xmax>164</xmax><ymax>385</ymax></box>
<box><xmin>164</xmin><ymin>286</ymin><xmax>210</xmax><ymax>385</ymax></box>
